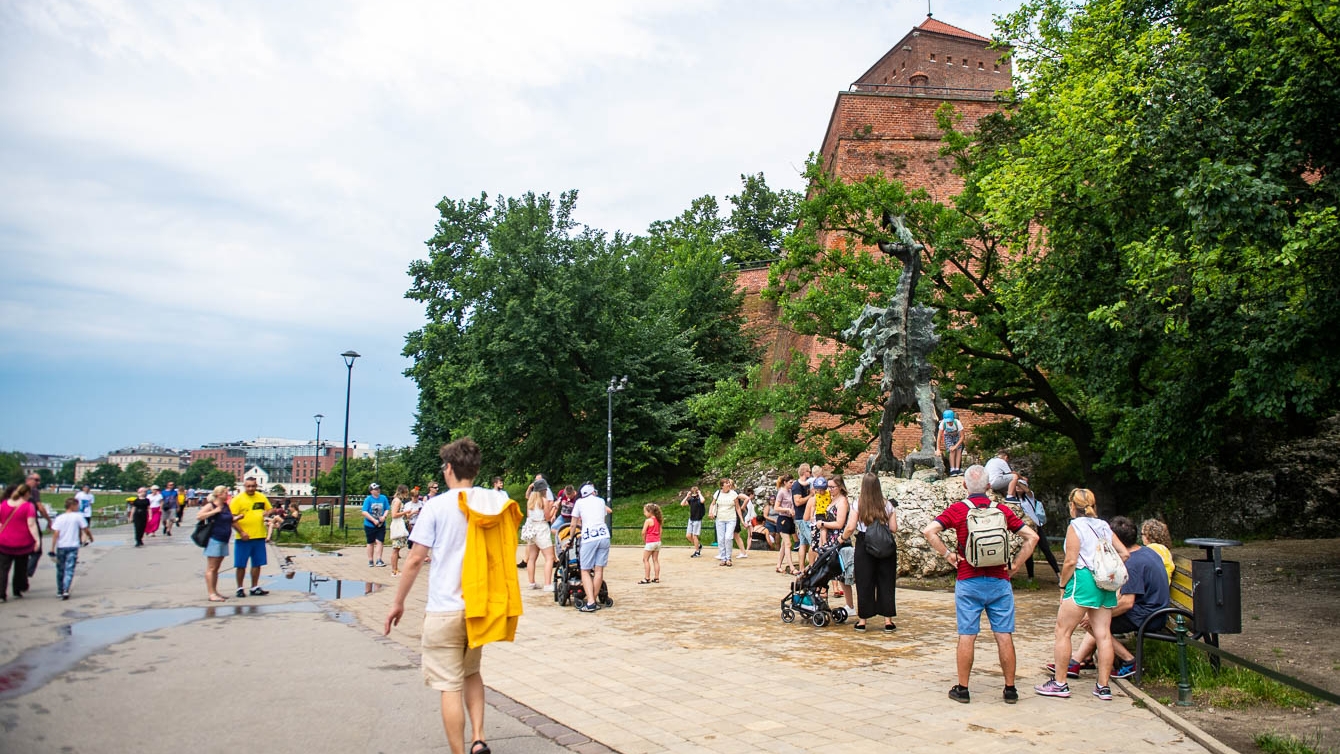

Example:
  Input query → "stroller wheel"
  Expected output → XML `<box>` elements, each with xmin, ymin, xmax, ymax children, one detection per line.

<box><xmin>781</xmin><ymin>607</ymin><xmax>796</xmax><ymax>623</ymax></box>
<box><xmin>601</xmin><ymin>596</ymin><xmax>614</xmax><ymax>608</ymax></box>
<box><xmin>811</xmin><ymin>611</ymin><xmax>831</xmax><ymax>628</ymax></box>
<box><xmin>833</xmin><ymin>607</ymin><xmax>849</xmax><ymax>624</ymax></box>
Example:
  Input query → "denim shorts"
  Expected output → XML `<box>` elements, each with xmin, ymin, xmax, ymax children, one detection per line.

<box><xmin>685</xmin><ymin>520</ymin><xmax>703</xmax><ymax>536</ymax></box>
<box><xmin>795</xmin><ymin>519</ymin><xmax>813</xmax><ymax>546</ymax></box>
<box><xmin>579</xmin><ymin>537</ymin><xmax>610</xmax><ymax>569</ymax></box>
<box><xmin>204</xmin><ymin>538</ymin><xmax>229</xmax><ymax>558</ymax></box>
<box><xmin>954</xmin><ymin>576</ymin><xmax>1015</xmax><ymax>635</ymax></box>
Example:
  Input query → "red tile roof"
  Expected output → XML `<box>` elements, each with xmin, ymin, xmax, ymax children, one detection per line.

<box><xmin>918</xmin><ymin>16</ymin><xmax>991</xmax><ymax>43</ymax></box>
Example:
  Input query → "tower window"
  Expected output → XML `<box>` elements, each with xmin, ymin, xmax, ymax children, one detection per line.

<box><xmin>930</xmin><ymin>53</ymin><xmax>936</xmax><ymax>61</ymax></box>
<box><xmin>963</xmin><ymin>58</ymin><xmax>968</xmax><ymax>66</ymax></box>
<box><xmin>978</xmin><ymin>61</ymin><xmax>984</xmax><ymax>69</ymax></box>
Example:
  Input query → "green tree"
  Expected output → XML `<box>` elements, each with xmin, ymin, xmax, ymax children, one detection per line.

<box><xmin>180</xmin><ymin>458</ymin><xmax>218</xmax><ymax>488</ymax></box>
<box><xmin>83</xmin><ymin>462</ymin><xmax>122</xmax><ymax>490</ymax></box>
<box><xmin>118</xmin><ymin>461</ymin><xmax>152</xmax><ymax>491</ymax></box>
<box><xmin>199</xmin><ymin>469</ymin><xmax>236</xmax><ymax>490</ymax></box>
<box><xmin>0</xmin><ymin>452</ymin><xmax>23</xmax><ymax>486</ymax></box>
<box><xmin>404</xmin><ymin>190</ymin><xmax>757</xmax><ymax>491</ymax></box>
<box><xmin>153</xmin><ymin>469</ymin><xmax>181</xmax><ymax>489</ymax></box>
<box><xmin>37</xmin><ymin>468</ymin><xmax>54</xmax><ymax>488</ymax></box>
<box><xmin>57</xmin><ymin>458</ymin><xmax>78</xmax><ymax>486</ymax></box>
<box><xmin>722</xmin><ymin>172</ymin><xmax>801</xmax><ymax>264</ymax></box>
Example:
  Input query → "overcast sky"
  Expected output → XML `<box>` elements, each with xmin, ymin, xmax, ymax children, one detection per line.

<box><xmin>0</xmin><ymin>0</ymin><xmax>1019</xmax><ymax>459</ymax></box>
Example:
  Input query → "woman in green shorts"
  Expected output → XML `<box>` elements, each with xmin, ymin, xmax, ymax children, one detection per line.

<box><xmin>1036</xmin><ymin>488</ymin><xmax>1130</xmax><ymax>701</ymax></box>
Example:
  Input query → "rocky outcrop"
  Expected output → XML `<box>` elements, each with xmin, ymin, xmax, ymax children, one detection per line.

<box><xmin>838</xmin><ymin>474</ymin><xmax>1027</xmax><ymax>579</ymax></box>
<box><xmin>1159</xmin><ymin>415</ymin><xmax>1340</xmax><ymax>538</ymax></box>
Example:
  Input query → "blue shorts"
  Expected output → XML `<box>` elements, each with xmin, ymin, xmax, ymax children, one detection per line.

<box><xmin>579</xmin><ymin>538</ymin><xmax>610</xmax><ymax>569</ymax></box>
<box><xmin>204</xmin><ymin>538</ymin><xmax>230</xmax><ymax>558</ymax></box>
<box><xmin>795</xmin><ymin>519</ymin><xmax>814</xmax><ymax>546</ymax></box>
<box><xmin>233</xmin><ymin>538</ymin><xmax>268</xmax><ymax>569</ymax></box>
<box><xmin>954</xmin><ymin>576</ymin><xmax>1016</xmax><ymax>635</ymax></box>
<box><xmin>364</xmin><ymin>525</ymin><xmax>385</xmax><ymax>544</ymax></box>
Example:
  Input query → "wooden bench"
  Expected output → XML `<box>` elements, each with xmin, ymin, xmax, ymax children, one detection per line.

<box><xmin>1131</xmin><ymin>554</ymin><xmax>1221</xmax><ymax>684</ymax></box>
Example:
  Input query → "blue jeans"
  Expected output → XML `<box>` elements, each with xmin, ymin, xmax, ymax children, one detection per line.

<box><xmin>715</xmin><ymin>519</ymin><xmax>736</xmax><ymax>561</ymax></box>
<box><xmin>55</xmin><ymin>547</ymin><xmax>79</xmax><ymax>595</ymax></box>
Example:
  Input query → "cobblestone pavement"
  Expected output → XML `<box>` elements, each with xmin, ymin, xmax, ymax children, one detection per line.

<box><xmin>301</xmin><ymin>542</ymin><xmax>1213</xmax><ymax>754</ymax></box>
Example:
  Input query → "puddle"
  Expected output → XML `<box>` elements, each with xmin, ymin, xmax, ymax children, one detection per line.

<box><xmin>264</xmin><ymin>569</ymin><xmax>383</xmax><ymax>600</ymax></box>
<box><xmin>88</xmin><ymin>540</ymin><xmax>126</xmax><ymax>547</ymax></box>
<box><xmin>0</xmin><ymin>602</ymin><xmax>321</xmax><ymax>701</ymax></box>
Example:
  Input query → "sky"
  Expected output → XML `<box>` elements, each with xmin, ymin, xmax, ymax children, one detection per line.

<box><xmin>0</xmin><ymin>0</ymin><xmax>1020</xmax><ymax>459</ymax></box>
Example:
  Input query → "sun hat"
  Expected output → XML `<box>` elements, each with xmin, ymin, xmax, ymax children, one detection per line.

<box><xmin>943</xmin><ymin>410</ymin><xmax>956</xmax><ymax>421</ymax></box>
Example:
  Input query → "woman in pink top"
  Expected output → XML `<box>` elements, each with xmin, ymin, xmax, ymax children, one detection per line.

<box><xmin>0</xmin><ymin>484</ymin><xmax>41</xmax><ymax>601</ymax></box>
<box><xmin>639</xmin><ymin>504</ymin><xmax>662</xmax><ymax>584</ymax></box>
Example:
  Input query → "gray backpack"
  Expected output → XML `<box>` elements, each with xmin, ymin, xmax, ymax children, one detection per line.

<box><xmin>964</xmin><ymin>501</ymin><xmax>1009</xmax><ymax>568</ymax></box>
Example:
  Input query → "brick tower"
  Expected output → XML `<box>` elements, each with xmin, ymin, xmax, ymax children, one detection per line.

<box><xmin>745</xmin><ymin>16</ymin><xmax>1011</xmax><ymax>465</ymax></box>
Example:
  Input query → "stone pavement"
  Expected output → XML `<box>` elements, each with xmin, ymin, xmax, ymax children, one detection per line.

<box><xmin>0</xmin><ymin>517</ymin><xmax>572</xmax><ymax>754</ymax></box>
<box><xmin>311</xmin><ymin>541</ymin><xmax>1216</xmax><ymax>754</ymax></box>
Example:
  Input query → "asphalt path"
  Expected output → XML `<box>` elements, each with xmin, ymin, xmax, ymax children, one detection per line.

<box><xmin>0</xmin><ymin>514</ymin><xmax>572</xmax><ymax>754</ymax></box>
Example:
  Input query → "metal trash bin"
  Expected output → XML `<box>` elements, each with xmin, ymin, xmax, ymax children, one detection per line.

<box><xmin>317</xmin><ymin>505</ymin><xmax>332</xmax><ymax>526</ymax></box>
<box><xmin>1185</xmin><ymin>537</ymin><xmax>1243</xmax><ymax>635</ymax></box>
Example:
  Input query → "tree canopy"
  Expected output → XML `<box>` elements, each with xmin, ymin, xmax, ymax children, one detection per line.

<box><xmin>403</xmin><ymin>180</ymin><xmax>787</xmax><ymax>491</ymax></box>
<box><xmin>699</xmin><ymin>0</ymin><xmax>1339</xmax><ymax>512</ymax></box>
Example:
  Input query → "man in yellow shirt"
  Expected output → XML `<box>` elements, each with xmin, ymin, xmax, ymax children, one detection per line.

<box><xmin>229</xmin><ymin>477</ymin><xmax>274</xmax><ymax>598</ymax></box>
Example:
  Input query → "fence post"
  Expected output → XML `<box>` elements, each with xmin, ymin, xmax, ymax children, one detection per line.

<box><xmin>1174</xmin><ymin>614</ymin><xmax>1194</xmax><ymax>706</ymax></box>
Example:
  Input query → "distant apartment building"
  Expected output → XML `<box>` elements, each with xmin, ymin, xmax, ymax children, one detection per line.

<box><xmin>20</xmin><ymin>453</ymin><xmax>75</xmax><ymax>477</ymax></box>
<box><xmin>106</xmin><ymin>444</ymin><xmax>188</xmax><ymax>477</ymax></box>
<box><xmin>192</xmin><ymin>437</ymin><xmax>372</xmax><ymax>494</ymax></box>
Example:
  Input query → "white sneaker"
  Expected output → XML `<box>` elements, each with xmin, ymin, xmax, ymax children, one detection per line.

<box><xmin>543</xmin><ymin>583</ymin><xmax>554</xmax><ymax>592</ymax></box>
<box><xmin>737</xmin><ymin>552</ymin><xmax>749</xmax><ymax>559</ymax></box>
<box><xmin>528</xmin><ymin>583</ymin><xmax>539</xmax><ymax>590</ymax></box>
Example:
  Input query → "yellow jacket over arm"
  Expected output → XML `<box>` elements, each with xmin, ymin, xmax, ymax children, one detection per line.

<box><xmin>458</xmin><ymin>490</ymin><xmax>523</xmax><ymax>648</ymax></box>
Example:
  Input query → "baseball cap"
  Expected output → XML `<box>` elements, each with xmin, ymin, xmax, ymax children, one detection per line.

<box><xmin>533</xmin><ymin>479</ymin><xmax>549</xmax><ymax>493</ymax></box>
<box><xmin>812</xmin><ymin>477</ymin><xmax>829</xmax><ymax>490</ymax></box>
<box><xmin>943</xmin><ymin>409</ymin><xmax>956</xmax><ymax>421</ymax></box>
<box><xmin>370</xmin><ymin>482</ymin><xmax>380</xmax><ymax>490</ymax></box>
<box><xmin>579</xmin><ymin>483</ymin><xmax>596</xmax><ymax>497</ymax></box>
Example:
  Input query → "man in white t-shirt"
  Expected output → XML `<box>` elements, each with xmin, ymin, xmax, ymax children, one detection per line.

<box><xmin>384</xmin><ymin>437</ymin><xmax>496</xmax><ymax>754</ymax></box>
<box><xmin>985</xmin><ymin>450</ymin><xmax>1026</xmax><ymax>502</ymax></box>
<box><xmin>570</xmin><ymin>483</ymin><xmax>611</xmax><ymax>613</ymax></box>
<box><xmin>74</xmin><ymin>485</ymin><xmax>96</xmax><ymax>524</ymax></box>
<box><xmin>51</xmin><ymin>497</ymin><xmax>93</xmax><ymax>599</ymax></box>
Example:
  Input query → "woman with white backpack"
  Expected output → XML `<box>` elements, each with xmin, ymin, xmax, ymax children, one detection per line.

<box><xmin>1035</xmin><ymin>488</ymin><xmax>1129</xmax><ymax>702</ymax></box>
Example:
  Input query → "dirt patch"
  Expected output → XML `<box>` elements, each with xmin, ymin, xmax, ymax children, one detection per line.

<box><xmin>1139</xmin><ymin>539</ymin><xmax>1340</xmax><ymax>754</ymax></box>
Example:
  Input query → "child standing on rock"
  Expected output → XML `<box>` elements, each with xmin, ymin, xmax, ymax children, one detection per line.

<box><xmin>640</xmin><ymin>504</ymin><xmax>662</xmax><ymax>584</ymax></box>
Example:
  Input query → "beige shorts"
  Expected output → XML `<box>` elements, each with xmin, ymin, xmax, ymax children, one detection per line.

<box><xmin>520</xmin><ymin>520</ymin><xmax>553</xmax><ymax>549</ymax></box>
<box><xmin>643</xmin><ymin>541</ymin><xmax>661</xmax><ymax>552</ymax></box>
<box><xmin>420</xmin><ymin>611</ymin><xmax>482</xmax><ymax>692</ymax></box>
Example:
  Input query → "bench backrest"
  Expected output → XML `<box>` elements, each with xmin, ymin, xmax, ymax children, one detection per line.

<box><xmin>1171</xmin><ymin>554</ymin><xmax>1194</xmax><ymax>613</ymax></box>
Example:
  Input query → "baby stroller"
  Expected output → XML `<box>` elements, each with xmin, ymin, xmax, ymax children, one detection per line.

<box><xmin>551</xmin><ymin>525</ymin><xmax>614</xmax><ymax>609</ymax></box>
<box><xmin>779</xmin><ymin>537</ymin><xmax>849</xmax><ymax>627</ymax></box>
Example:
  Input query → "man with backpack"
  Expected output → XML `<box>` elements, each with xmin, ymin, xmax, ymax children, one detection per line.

<box><xmin>922</xmin><ymin>464</ymin><xmax>1038</xmax><ymax>705</ymax></box>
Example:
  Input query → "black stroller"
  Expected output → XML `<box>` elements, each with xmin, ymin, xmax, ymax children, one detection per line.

<box><xmin>551</xmin><ymin>524</ymin><xmax>614</xmax><ymax>609</ymax></box>
<box><xmin>779</xmin><ymin>537</ymin><xmax>849</xmax><ymax>627</ymax></box>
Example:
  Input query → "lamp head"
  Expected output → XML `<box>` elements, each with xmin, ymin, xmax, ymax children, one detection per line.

<box><xmin>341</xmin><ymin>350</ymin><xmax>361</xmax><ymax>367</ymax></box>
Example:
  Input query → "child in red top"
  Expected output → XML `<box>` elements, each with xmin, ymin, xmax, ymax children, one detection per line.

<box><xmin>639</xmin><ymin>504</ymin><xmax>662</xmax><ymax>584</ymax></box>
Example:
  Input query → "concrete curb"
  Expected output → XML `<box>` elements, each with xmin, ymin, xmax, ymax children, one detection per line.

<box><xmin>1115</xmin><ymin>679</ymin><xmax>1241</xmax><ymax>754</ymax></box>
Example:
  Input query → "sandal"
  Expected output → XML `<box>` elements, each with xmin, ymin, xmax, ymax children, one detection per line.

<box><xmin>652</xmin><ymin>578</ymin><xmax>659</xmax><ymax>583</ymax></box>
<box><xmin>638</xmin><ymin>579</ymin><xmax>652</xmax><ymax>584</ymax></box>
<box><xmin>208</xmin><ymin>595</ymin><xmax>228</xmax><ymax>602</ymax></box>
<box><xmin>470</xmin><ymin>742</ymin><xmax>491</xmax><ymax>754</ymax></box>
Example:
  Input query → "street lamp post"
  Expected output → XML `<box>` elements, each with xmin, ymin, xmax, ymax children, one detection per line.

<box><xmin>339</xmin><ymin>350</ymin><xmax>360</xmax><ymax>533</ymax></box>
<box><xmin>606</xmin><ymin>375</ymin><xmax>628</xmax><ymax>530</ymax></box>
<box><xmin>374</xmin><ymin>443</ymin><xmax>381</xmax><ymax>480</ymax></box>
<box><xmin>313</xmin><ymin>413</ymin><xmax>323</xmax><ymax>531</ymax></box>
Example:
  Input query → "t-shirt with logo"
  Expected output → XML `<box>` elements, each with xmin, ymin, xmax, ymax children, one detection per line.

<box><xmin>52</xmin><ymin>511</ymin><xmax>87</xmax><ymax>549</ymax></box>
<box><xmin>75</xmin><ymin>491</ymin><xmax>95</xmax><ymax>518</ymax></box>
<box><xmin>362</xmin><ymin>494</ymin><xmax>389</xmax><ymax>528</ymax></box>
<box><xmin>571</xmin><ymin>495</ymin><xmax>610</xmax><ymax>543</ymax></box>
<box><xmin>161</xmin><ymin>488</ymin><xmax>180</xmax><ymax>507</ymax></box>
<box><xmin>932</xmin><ymin>494</ymin><xmax>1026</xmax><ymax>580</ymax></box>
<box><xmin>229</xmin><ymin>491</ymin><xmax>272</xmax><ymax>540</ymax></box>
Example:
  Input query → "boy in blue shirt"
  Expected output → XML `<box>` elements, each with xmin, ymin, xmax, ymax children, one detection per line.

<box><xmin>363</xmin><ymin>482</ymin><xmax>389</xmax><ymax>567</ymax></box>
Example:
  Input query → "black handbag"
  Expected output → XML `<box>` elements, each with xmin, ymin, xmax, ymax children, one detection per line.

<box><xmin>191</xmin><ymin>519</ymin><xmax>212</xmax><ymax>548</ymax></box>
<box><xmin>863</xmin><ymin>519</ymin><xmax>896</xmax><ymax>559</ymax></box>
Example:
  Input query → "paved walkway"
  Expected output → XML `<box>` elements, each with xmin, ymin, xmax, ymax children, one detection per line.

<box><xmin>310</xmin><ymin>541</ymin><xmax>1214</xmax><ymax>754</ymax></box>
<box><xmin>0</xmin><ymin>518</ymin><xmax>572</xmax><ymax>754</ymax></box>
